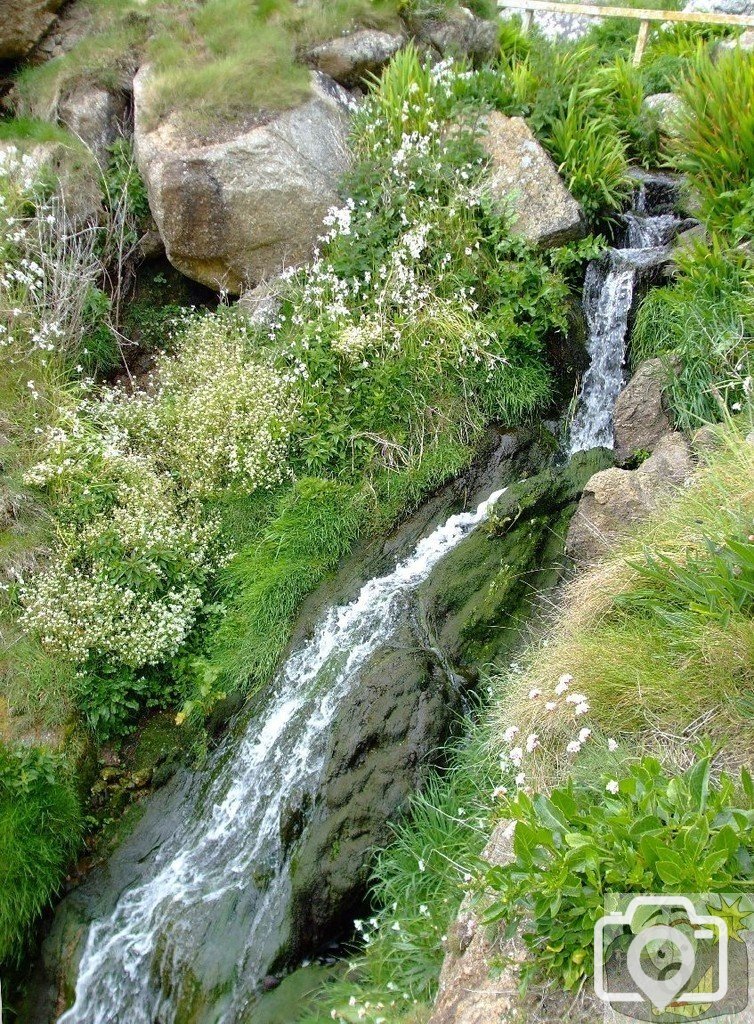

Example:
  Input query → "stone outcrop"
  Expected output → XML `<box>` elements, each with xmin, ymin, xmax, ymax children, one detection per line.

<box><xmin>566</xmin><ymin>433</ymin><xmax>695</xmax><ymax>563</ymax></box>
<box><xmin>133</xmin><ymin>70</ymin><xmax>353</xmax><ymax>293</ymax></box>
<box><xmin>613</xmin><ymin>358</ymin><xmax>675</xmax><ymax>465</ymax></box>
<box><xmin>482</xmin><ymin>112</ymin><xmax>584</xmax><ymax>249</ymax></box>
<box><xmin>58</xmin><ymin>85</ymin><xmax>129</xmax><ymax>166</ymax></box>
<box><xmin>407</xmin><ymin>6</ymin><xmax>498</xmax><ymax>61</ymax></box>
<box><xmin>304</xmin><ymin>29</ymin><xmax>405</xmax><ymax>88</ymax></box>
<box><xmin>0</xmin><ymin>0</ymin><xmax>64</xmax><ymax>59</ymax></box>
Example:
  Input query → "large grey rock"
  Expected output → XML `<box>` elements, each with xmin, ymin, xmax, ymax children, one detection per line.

<box><xmin>237</xmin><ymin>277</ymin><xmax>284</xmax><ymax>330</ymax></box>
<box><xmin>133</xmin><ymin>69</ymin><xmax>353</xmax><ymax>293</ymax></box>
<box><xmin>684</xmin><ymin>0</ymin><xmax>754</xmax><ymax>12</ymax></box>
<box><xmin>482</xmin><ymin>112</ymin><xmax>584</xmax><ymax>248</ymax></box>
<box><xmin>58</xmin><ymin>85</ymin><xmax>128</xmax><ymax>166</ymax></box>
<box><xmin>0</xmin><ymin>0</ymin><xmax>63</xmax><ymax>59</ymax></box>
<box><xmin>643</xmin><ymin>92</ymin><xmax>686</xmax><ymax>137</ymax></box>
<box><xmin>717</xmin><ymin>26</ymin><xmax>754</xmax><ymax>50</ymax></box>
<box><xmin>304</xmin><ymin>29</ymin><xmax>404</xmax><ymax>88</ymax></box>
<box><xmin>613</xmin><ymin>358</ymin><xmax>675</xmax><ymax>465</ymax></box>
<box><xmin>408</xmin><ymin>6</ymin><xmax>498</xmax><ymax>61</ymax></box>
<box><xmin>566</xmin><ymin>433</ymin><xmax>695</xmax><ymax>563</ymax></box>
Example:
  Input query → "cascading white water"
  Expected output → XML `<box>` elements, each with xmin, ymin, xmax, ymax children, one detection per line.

<box><xmin>59</xmin><ymin>487</ymin><xmax>505</xmax><ymax>1024</ymax></box>
<box><xmin>568</xmin><ymin>195</ymin><xmax>681</xmax><ymax>456</ymax></box>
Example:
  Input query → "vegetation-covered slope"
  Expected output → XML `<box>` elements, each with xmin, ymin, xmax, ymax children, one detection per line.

<box><xmin>0</xmin><ymin>0</ymin><xmax>753</xmax><ymax>1015</ymax></box>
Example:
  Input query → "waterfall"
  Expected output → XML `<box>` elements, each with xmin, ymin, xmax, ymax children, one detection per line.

<box><xmin>58</xmin><ymin>488</ymin><xmax>505</xmax><ymax>1024</ymax></box>
<box><xmin>568</xmin><ymin>188</ymin><xmax>681</xmax><ymax>456</ymax></box>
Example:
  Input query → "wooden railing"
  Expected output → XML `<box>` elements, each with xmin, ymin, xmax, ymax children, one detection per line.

<box><xmin>497</xmin><ymin>0</ymin><xmax>754</xmax><ymax>63</ymax></box>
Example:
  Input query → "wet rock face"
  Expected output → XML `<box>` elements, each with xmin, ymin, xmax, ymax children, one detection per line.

<box><xmin>288</xmin><ymin>639</ymin><xmax>450</xmax><ymax>947</ymax></box>
<box><xmin>0</xmin><ymin>0</ymin><xmax>64</xmax><ymax>60</ymax></box>
<box><xmin>304</xmin><ymin>29</ymin><xmax>405</xmax><ymax>88</ymax></box>
<box><xmin>288</xmin><ymin>445</ymin><xmax>611</xmax><ymax>954</ymax></box>
<box><xmin>134</xmin><ymin>70</ymin><xmax>353</xmax><ymax>293</ymax></box>
<box><xmin>482</xmin><ymin>112</ymin><xmax>584</xmax><ymax>249</ymax></box>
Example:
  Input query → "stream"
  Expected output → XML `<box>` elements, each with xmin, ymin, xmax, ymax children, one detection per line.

<box><xmin>57</xmin><ymin>490</ymin><xmax>505</xmax><ymax>1024</ymax></box>
<box><xmin>41</xmin><ymin>178</ymin><xmax>686</xmax><ymax>1024</ymax></box>
<box><xmin>568</xmin><ymin>177</ymin><xmax>683</xmax><ymax>454</ymax></box>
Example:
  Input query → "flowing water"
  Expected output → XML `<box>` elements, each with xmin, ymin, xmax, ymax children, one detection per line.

<box><xmin>568</xmin><ymin>190</ymin><xmax>681</xmax><ymax>455</ymax></box>
<box><xmin>59</xmin><ymin>488</ymin><xmax>505</xmax><ymax>1024</ymax></box>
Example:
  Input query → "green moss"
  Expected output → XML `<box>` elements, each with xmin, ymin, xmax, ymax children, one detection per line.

<box><xmin>418</xmin><ymin>449</ymin><xmax>613</xmax><ymax>668</ymax></box>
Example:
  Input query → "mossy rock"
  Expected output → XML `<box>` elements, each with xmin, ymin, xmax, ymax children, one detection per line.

<box><xmin>417</xmin><ymin>448</ymin><xmax>613</xmax><ymax>669</ymax></box>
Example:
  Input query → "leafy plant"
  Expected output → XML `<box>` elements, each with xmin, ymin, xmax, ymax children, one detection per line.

<box><xmin>0</xmin><ymin>743</ymin><xmax>82</xmax><ymax>964</ymax></box>
<box><xmin>485</xmin><ymin>755</ymin><xmax>754</xmax><ymax>991</ymax></box>
<box><xmin>624</xmin><ymin>531</ymin><xmax>754</xmax><ymax>629</ymax></box>
<box><xmin>547</xmin><ymin>89</ymin><xmax>633</xmax><ymax>222</ymax></box>
<box><xmin>673</xmin><ymin>50</ymin><xmax>754</xmax><ymax>241</ymax></box>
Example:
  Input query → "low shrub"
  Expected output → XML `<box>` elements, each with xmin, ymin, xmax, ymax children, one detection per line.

<box><xmin>485</xmin><ymin>755</ymin><xmax>754</xmax><ymax>991</ymax></box>
<box><xmin>0</xmin><ymin>744</ymin><xmax>82</xmax><ymax>964</ymax></box>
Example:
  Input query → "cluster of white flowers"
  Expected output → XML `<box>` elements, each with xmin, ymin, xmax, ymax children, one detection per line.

<box><xmin>123</xmin><ymin>313</ymin><xmax>299</xmax><ymax>496</ymax></box>
<box><xmin>21</xmin><ymin>570</ymin><xmax>204</xmax><ymax>667</ymax></box>
<box><xmin>279</xmin><ymin>124</ymin><xmax>488</xmax><ymax>379</ymax></box>
<box><xmin>20</xmin><ymin>447</ymin><xmax>219</xmax><ymax>667</ymax></box>
<box><xmin>497</xmin><ymin>674</ymin><xmax>619</xmax><ymax>792</ymax></box>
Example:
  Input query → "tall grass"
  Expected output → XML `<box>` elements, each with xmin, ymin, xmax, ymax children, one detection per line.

<box><xmin>489</xmin><ymin>416</ymin><xmax>754</xmax><ymax>774</ymax></box>
<box><xmin>673</xmin><ymin>49</ymin><xmax>754</xmax><ymax>241</ymax></box>
<box><xmin>0</xmin><ymin>745</ymin><xmax>82</xmax><ymax>964</ymax></box>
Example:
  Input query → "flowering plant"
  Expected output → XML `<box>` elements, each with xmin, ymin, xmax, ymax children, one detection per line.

<box><xmin>483</xmin><ymin>754</ymin><xmax>754</xmax><ymax>992</ymax></box>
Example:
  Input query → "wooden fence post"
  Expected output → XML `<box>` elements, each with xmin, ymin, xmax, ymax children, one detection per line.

<box><xmin>522</xmin><ymin>9</ymin><xmax>535</xmax><ymax>31</ymax></box>
<box><xmin>633</xmin><ymin>18</ymin><xmax>650</xmax><ymax>64</ymax></box>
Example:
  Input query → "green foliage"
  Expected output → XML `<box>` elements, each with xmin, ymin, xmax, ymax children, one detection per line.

<box><xmin>624</xmin><ymin>530</ymin><xmax>754</xmax><ymax>629</ymax></box>
<box><xmin>484</xmin><ymin>755</ymin><xmax>754</xmax><ymax>992</ymax></box>
<box><xmin>673</xmin><ymin>50</ymin><xmax>754</xmax><ymax>241</ymax></box>
<box><xmin>208</xmin><ymin>478</ymin><xmax>366</xmax><ymax>694</ymax></box>
<box><xmin>0</xmin><ymin>118</ymin><xmax>80</xmax><ymax>147</ymax></box>
<box><xmin>80</xmin><ymin>286</ymin><xmax>121</xmax><ymax>374</ymax></box>
<box><xmin>546</xmin><ymin>90</ymin><xmax>632</xmax><ymax>221</ymax></box>
<box><xmin>102</xmin><ymin>139</ymin><xmax>150</xmax><ymax>240</ymax></box>
<box><xmin>0</xmin><ymin>744</ymin><xmax>82</xmax><ymax>964</ymax></box>
<box><xmin>631</xmin><ymin>242</ymin><xmax>754</xmax><ymax>429</ymax></box>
